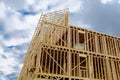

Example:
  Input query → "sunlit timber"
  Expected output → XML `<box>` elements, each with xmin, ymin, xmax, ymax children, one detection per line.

<box><xmin>19</xmin><ymin>9</ymin><xmax>120</xmax><ymax>80</ymax></box>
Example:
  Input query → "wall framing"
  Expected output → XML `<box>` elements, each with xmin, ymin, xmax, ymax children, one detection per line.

<box><xmin>19</xmin><ymin>9</ymin><xmax>120</xmax><ymax>80</ymax></box>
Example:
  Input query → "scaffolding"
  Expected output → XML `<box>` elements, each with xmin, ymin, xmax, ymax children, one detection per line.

<box><xmin>19</xmin><ymin>9</ymin><xmax>120</xmax><ymax>80</ymax></box>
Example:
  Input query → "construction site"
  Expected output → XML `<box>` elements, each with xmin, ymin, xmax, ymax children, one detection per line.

<box><xmin>19</xmin><ymin>9</ymin><xmax>120</xmax><ymax>80</ymax></box>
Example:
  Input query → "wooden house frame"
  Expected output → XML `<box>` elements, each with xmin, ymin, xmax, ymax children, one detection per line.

<box><xmin>19</xmin><ymin>9</ymin><xmax>120</xmax><ymax>80</ymax></box>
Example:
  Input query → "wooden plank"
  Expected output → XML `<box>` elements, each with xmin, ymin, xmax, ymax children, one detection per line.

<box><xmin>19</xmin><ymin>9</ymin><xmax>120</xmax><ymax>80</ymax></box>
<box><xmin>106</xmin><ymin>58</ymin><xmax>112</xmax><ymax>80</ymax></box>
<box><xmin>111</xmin><ymin>59</ymin><xmax>117</xmax><ymax>80</ymax></box>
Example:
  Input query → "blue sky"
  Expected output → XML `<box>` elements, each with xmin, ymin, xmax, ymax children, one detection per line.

<box><xmin>0</xmin><ymin>0</ymin><xmax>120</xmax><ymax>80</ymax></box>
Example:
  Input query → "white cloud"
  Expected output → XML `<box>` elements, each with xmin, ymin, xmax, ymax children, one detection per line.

<box><xmin>3</xmin><ymin>37</ymin><xmax>30</xmax><ymax>46</ymax></box>
<box><xmin>0</xmin><ymin>76</ymin><xmax>8</xmax><ymax>80</ymax></box>
<box><xmin>0</xmin><ymin>2</ymin><xmax>40</xmax><ymax>46</ymax></box>
<box><xmin>0</xmin><ymin>0</ymin><xmax>25</xmax><ymax>10</ymax></box>
<box><xmin>0</xmin><ymin>53</ymin><xmax>18</xmax><ymax>75</ymax></box>
<box><xmin>48</xmin><ymin>0</ymin><xmax>82</xmax><ymax>12</ymax></box>
<box><xmin>24</xmin><ymin>0</ymin><xmax>82</xmax><ymax>13</ymax></box>
<box><xmin>2</xmin><ymin>5</ymin><xmax>38</xmax><ymax>33</ymax></box>
<box><xmin>101</xmin><ymin>0</ymin><xmax>113</xmax><ymax>4</ymax></box>
<box><xmin>0</xmin><ymin>2</ymin><xmax>7</xmax><ymax>19</ymax></box>
<box><xmin>25</xmin><ymin>0</ymin><xmax>35</xmax><ymax>6</ymax></box>
<box><xmin>1</xmin><ymin>0</ymin><xmax>82</xmax><ymax>13</ymax></box>
<box><xmin>100</xmin><ymin>0</ymin><xmax>120</xmax><ymax>4</ymax></box>
<box><xmin>0</xmin><ymin>46</ymin><xmax>4</xmax><ymax>54</ymax></box>
<box><xmin>0</xmin><ymin>0</ymin><xmax>89</xmax><ymax>79</ymax></box>
<box><xmin>0</xmin><ymin>1</ymin><xmax>35</xmax><ymax>78</ymax></box>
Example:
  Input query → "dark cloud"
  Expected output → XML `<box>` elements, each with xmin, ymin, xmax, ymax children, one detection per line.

<box><xmin>6</xmin><ymin>72</ymin><xmax>18</xmax><ymax>80</ymax></box>
<box><xmin>18</xmin><ymin>9</ymin><xmax>38</xmax><ymax>15</ymax></box>
<box><xmin>4</xmin><ymin>43</ymin><xmax>29</xmax><ymax>57</ymax></box>
<box><xmin>0</xmin><ymin>20</ymin><xmax>5</xmax><ymax>34</ymax></box>
<box><xmin>70</xmin><ymin>0</ymin><xmax>120</xmax><ymax>37</ymax></box>
<box><xmin>3</xmin><ymin>30</ymin><xmax>30</xmax><ymax>40</ymax></box>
